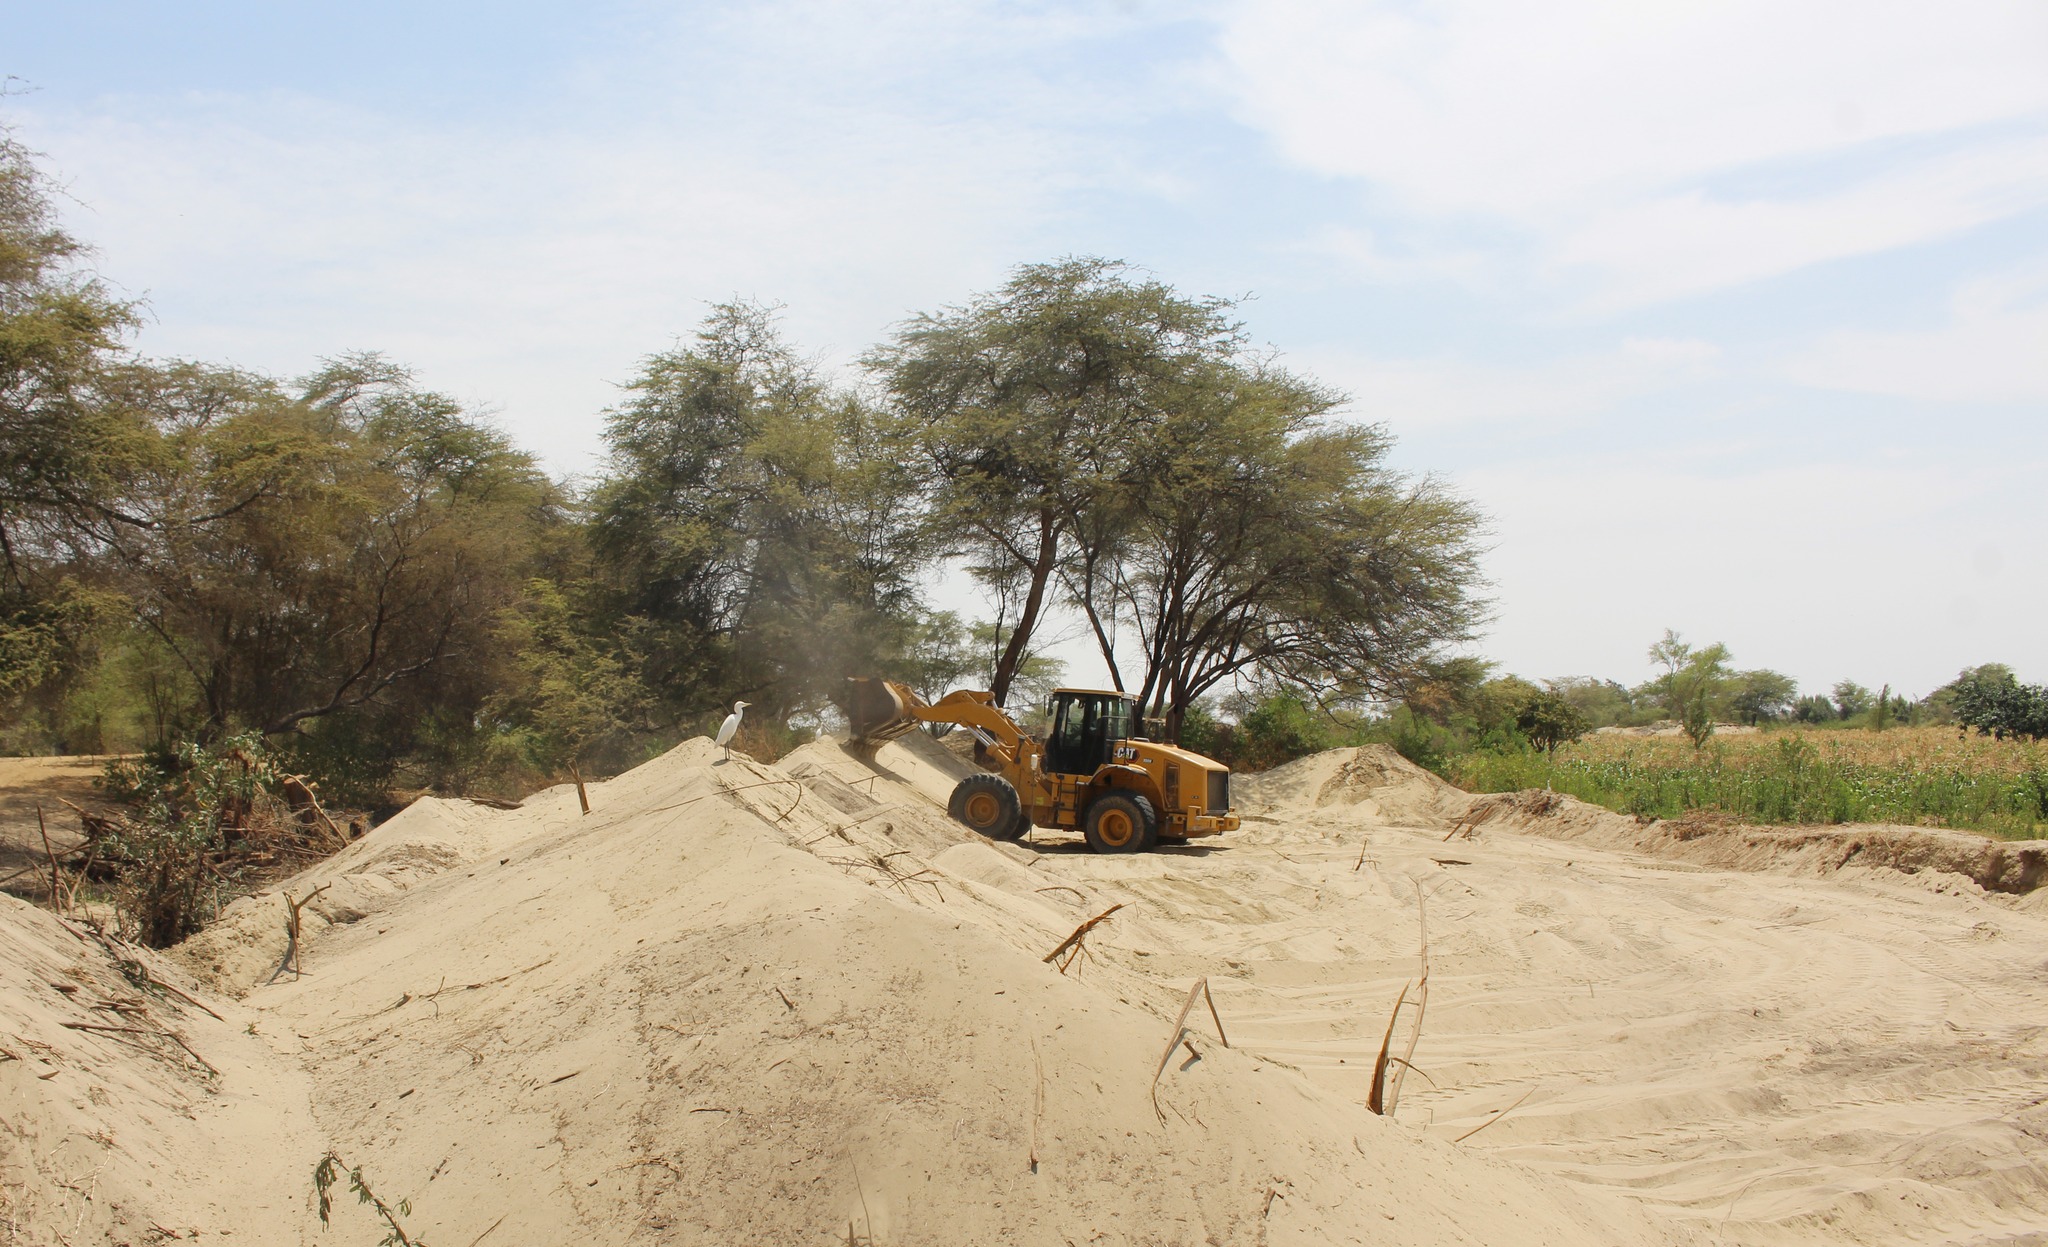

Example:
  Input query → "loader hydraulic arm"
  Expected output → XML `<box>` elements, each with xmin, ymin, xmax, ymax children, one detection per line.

<box><xmin>844</xmin><ymin>679</ymin><xmax>1024</xmax><ymax>757</ymax></box>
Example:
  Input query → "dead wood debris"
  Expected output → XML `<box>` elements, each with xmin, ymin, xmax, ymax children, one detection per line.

<box><xmin>823</xmin><ymin>849</ymin><xmax>946</xmax><ymax>900</ymax></box>
<box><xmin>267</xmin><ymin>883</ymin><xmax>333</xmax><ymax>984</ymax></box>
<box><xmin>60</xmin><ymin>1018</ymin><xmax>217</xmax><ymax>1077</ymax></box>
<box><xmin>1042</xmin><ymin>904</ymin><xmax>1124</xmax><ymax>975</ymax></box>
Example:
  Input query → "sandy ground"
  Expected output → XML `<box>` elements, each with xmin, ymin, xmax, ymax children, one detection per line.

<box><xmin>3</xmin><ymin>740</ymin><xmax>2045</xmax><ymax>1245</ymax></box>
<box><xmin>0</xmin><ymin>758</ymin><xmax>110</xmax><ymax>899</ymax></box>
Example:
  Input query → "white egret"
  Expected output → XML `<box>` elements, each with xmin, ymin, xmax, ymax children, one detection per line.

<box><xmin>715</xmin><ymin>700</ymin><xmax>751</xmax><ymax>761</ymax></box>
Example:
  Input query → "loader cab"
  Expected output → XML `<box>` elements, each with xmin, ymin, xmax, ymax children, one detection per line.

<box><xmin>1044</xmin><ymin>688</ymin><xmax>1137</xmax><ymax>776</ymax></box>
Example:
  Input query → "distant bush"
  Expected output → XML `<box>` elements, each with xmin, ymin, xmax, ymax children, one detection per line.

<box><xmin>1952</xmin><ymin>668</ymin><xmax>2048</xmax><ymax>742</ymax></box>
<box><xmin>1516</xmin><ymin>690</ymin><xmax>1589</xmax><ymax>753</ymax></box>
<box><xmin>1791</xmin><ymin>695</ymin><xmax>1835</xmax><ymax>724</ymax></box>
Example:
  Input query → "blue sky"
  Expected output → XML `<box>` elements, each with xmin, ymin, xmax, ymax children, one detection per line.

<box><xmin>6</xmin><ymin>0</ymin><xmax>2045</xmax><ymax>699</ymax></box>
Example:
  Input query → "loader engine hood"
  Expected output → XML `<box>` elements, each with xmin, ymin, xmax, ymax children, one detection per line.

<box><xmin>1110</xmin><ymin>739</ymin><xmax>1234</xmax><ymax>813</ymax></box>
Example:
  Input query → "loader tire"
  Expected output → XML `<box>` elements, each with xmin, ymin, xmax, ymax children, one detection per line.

<box><xmin>949</xmin><ymin>774</ymin><xmax>1025</xmax><ymax>841</ymax></box>
<box><xmin>1083</xmin><ymin>792</ymin><xmax>1157</xmax><ymax>854</ymax></box>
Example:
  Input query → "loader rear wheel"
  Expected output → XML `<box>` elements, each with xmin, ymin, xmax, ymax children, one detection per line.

<box><xmin>1083</xmin><ymin>792</ymin><xmax>1157</xmax><ymax>854</ymax></box>
<box><xmin>948</xmin><ymin>774</ymin><xmax>1025</xmax><ymax>841</ymax></box>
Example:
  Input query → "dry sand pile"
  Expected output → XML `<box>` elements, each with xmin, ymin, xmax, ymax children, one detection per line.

<box><xmin>5</xmin><ymin>737</ymin><xmax>2046</xmax><ymax>1245</ymax></box>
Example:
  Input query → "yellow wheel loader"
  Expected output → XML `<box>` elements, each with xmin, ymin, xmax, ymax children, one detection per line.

<box><xmin>845</xmin><ymin>679</ymin><xmax>1239</xmax><ymax>853</ymax></box>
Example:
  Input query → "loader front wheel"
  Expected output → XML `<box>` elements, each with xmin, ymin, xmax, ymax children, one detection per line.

<box><xmin>948</xmin><ymin>774</ymin><xmax>1025</xmax><ymax>841</ymax></box>
<box><xmin>1083</xmin><ymin>792</ymin><xmax>1157</xmax><ymax>854</ymax></box>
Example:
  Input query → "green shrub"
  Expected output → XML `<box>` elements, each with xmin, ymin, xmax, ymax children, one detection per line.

<box><xmin>1233</xmin><ymin>695</ymin><xmax>1334</xmax><ymax>772</ymax></box>
<box><xmin>99</xmin><ymin>733</ymin><xmax>284</xmax><ymax>947</ymax></box>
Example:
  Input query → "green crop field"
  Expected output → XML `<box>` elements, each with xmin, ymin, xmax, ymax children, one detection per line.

<box><xmin>1447</xmin><ymin>725</ymin><xmax>2048</xmax><ymax>840</ymax></box>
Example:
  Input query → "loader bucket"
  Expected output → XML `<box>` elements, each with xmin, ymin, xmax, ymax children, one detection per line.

<box><xmin>845</xmin><ymin>678</ymin><xmax>924</xmax><ymax>745</ymax></box>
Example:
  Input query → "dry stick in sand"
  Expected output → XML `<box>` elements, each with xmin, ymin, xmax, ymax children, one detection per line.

<box><xmin>1382</xmin><ymin>880</ymin><xmax>1431</xmax><ymax>1114</ymax></box>
<box><xmin>642</xmin><ymin>776</ymin><xmax>805</xmax><ymax>819</ymax></box>
<box><xmin>1366</xmin><ymin>981</ymin><xmax>1409</xmax><ymax>1115</ymax></box>
<box><xmin>267</xmin><ymin>883</ymin><xmax>333</xmax><ymax>985</ymax></box>
<box><xmin>1352</xmin><ymin>835</ymin><xmax>1371</xmax><ymax>873</ymax></box>
<box><xmin>1029</xmin><ymin>1033</ymin><xmax>1045</xmax><ymax>1173</ymax></box>
<box><xmin>127</xmin><ymin>962</ymin><xmax>223</xmax><ymax>1022</ymax></box>
<box><xmin>850</xmin><ymin>1158</ymin><xmax>877</xmax><ymax>1247</ymax></box>
<box><xmin>1452</xmin><ymin>1086</ymin><xmax>1534</xmax><ymax>1143</ymax></box>
<box><xmin>1369</xmin><ymin>883</ymin><xmax>1434</xmax><ymax>1115</ymax></box>
<box><xmin>37</xmin><ymin>802</ymin><xmax>65</xmax><ymax>913</ymax></box>
<box><xmin>1150</xmin><ymin>976</ymin><xmax>1233</xmax><ymax>1118</ymax></box>
<box><xmin>1042</xmin><ymin>904</ymin><xmax>1123</xmax><ymax>975</ymax></box>
<box><xmin>285</xmin><ymin>774</ymin><xmax>352</xmax><ymax>848</ymax></box>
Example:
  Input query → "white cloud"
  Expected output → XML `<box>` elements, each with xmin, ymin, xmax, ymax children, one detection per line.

<box><xmin>1217</xmin><ymin>0</ymin><xmax>2048</xmax><ymax>304</ymax></box>
<box><xmin>1784</xmin><ymin>264</ymin><xmax>2048</xmax><ymax>403</ymax></box>
<box><xmin>1556</xmin><ymin>134</ymin><xmax>2048</xmax><ymax>309</ymax></box>
<box><xmin>18</xmin><ymin>8</ymin><xmax>1143</xmax><ymax>474</ymax></box>
<box><xmin>1310</xmin><ymin>336</ymin><xmax>1722</xmax><ymax>431</ymax></box>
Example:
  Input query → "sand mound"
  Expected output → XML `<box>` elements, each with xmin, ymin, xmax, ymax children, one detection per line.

<box><xmin>1235</xmin><ymin>745</ymin><xmax>1471</xmax><ymax>832</ymax></box>
<box><xmin>11</xmin><ymin>734</ymin><xmax>2048</xmax><ymax>1245</ymax></box>
<box><xmin>6</xmin><ymin>737</ymin><xmax>1695</xmax><ymax>1246</ymax></box>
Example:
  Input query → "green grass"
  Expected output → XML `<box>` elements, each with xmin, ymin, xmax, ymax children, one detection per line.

<box><xmin>1446</xmin><ymin>732</ymin><xmax>2048</xmax><ymax>840</ymax></box>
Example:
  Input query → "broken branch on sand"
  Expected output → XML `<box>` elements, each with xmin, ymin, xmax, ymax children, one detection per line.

<box><xmin>823</xmin><ymin>850</ymin><xmax>946</xmax><ymax>900</ymax></box>
<box><xmin>644</xmin><ymin>776</ymin><xmax>807</xmax><ymax>819</ymax></box>
<box><xmin>62</xmin><ymin>1020</ymin><xmax>218</xmax><ymax>1076</ymax></box>
<box><xmin>1367</xmin><ymin>980</ymin><xmax>1409</xmax><ymax>1115</ymax></box>
<box><xmin>1042</xmin><ymin>904</ymin><xmax>1123</xmax><ymax>974</ymax></box>
<box><xmin>421</xmin><ymin>956</ymin><xmax>557</xmax><ymax>1002</ymax></box>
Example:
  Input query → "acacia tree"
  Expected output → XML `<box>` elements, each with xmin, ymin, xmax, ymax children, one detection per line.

<box><xmin>492</xmin><ymin>578</ymin><xmax>653</xmax><ymax>811</ymax></box>
<box><xmin>593</xmin><ymin>301</ymin><xmax>927</xmax><ymax>720</ymax></box>
<box><xmin>0</xmin><ymin>128</ymin><xmax>146</xmax><ymax>573</ymax></box>
<box><xmin>870</xmin><ymin>257</ymin><xmax>1243</xmax><ymax>706</ymax></box>
<box><xmin>1647</xmin><ymin>630</ymin><xmax>1731</xmax><ymax>749</ymax></box>
<box><xmin>0</xmin><ymin>128</ymin><xmax>149</xmax><ymax>721</ymax></box>
<box><xmin>1070</xmin><ymin>363</ymin><xmax>1486</xmax><ymax>741</ymax></box>
<box><xmin>78</xmin><ymin>357</ymin><xmax>558</xmax><ymax>745</ymax></box>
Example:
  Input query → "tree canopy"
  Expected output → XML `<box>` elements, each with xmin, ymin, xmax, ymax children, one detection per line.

<box><xmin>0</xmin><ymin>121</ymin><xmax>1493</xmax><ymax>796</ymax></box>
<box><xmin>872</xmin><ymin>258</ymin><xmax>1487</xmax><ymax>735</ymax></box>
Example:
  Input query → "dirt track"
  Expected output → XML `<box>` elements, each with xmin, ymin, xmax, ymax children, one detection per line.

<box><xmin>4</xmin><ymin>740</ymin><xmax>2045</xmax><ymax>1244</ymax></box>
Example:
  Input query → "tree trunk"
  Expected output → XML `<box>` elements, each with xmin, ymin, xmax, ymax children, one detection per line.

<box><xmin>989</xmin><ymin>511</ymin><xmax>1060</xmax><ymax>707</ymax></box>
<box><xmin>1162</xmin><ymin>702</ymin><xmax>1186</xmax><ymax>746</ymax></box>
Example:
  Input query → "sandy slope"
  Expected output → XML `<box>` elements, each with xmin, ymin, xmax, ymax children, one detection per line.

<box><xmin>4</xmin><ymin>738</ymin><xmax>2045</xmax><ymax>1245</ymax></box>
